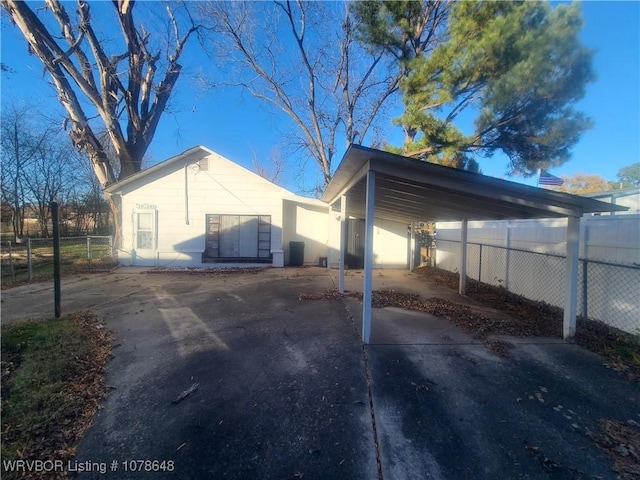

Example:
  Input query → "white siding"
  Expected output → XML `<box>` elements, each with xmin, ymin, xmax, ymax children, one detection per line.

<box><xmin>282</xmin><ymin>200</ymin><xmax>330</xmax><ymax>265</ymax></box>
<box><xmin>587</xmin><ymin>190</ymin><xmax>640</xmax><ymax>215</ymax></box>
<box><xmin>373</xmin><ymin>218</ymin><xmax>409</xmax><ymax>268</ymax></box>
<box><xmin>326</xmin><ymin>212</ymin><xmax>409</xmax><ymax>270</ymax></box>
<box><xmin>114</xmin><ymin>147</ymin><xmax>413</xmax><ymax>269</ymax></box>
<box><xmin>117</xmin><ymin>151</ymin><xmax>285</xmax><ymax>267</ymax></box>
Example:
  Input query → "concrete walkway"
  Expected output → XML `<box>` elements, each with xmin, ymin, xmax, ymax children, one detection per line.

<box><xmin>2</xmin><ymin>267</ymin><xmax>638</xmax><ymax>479</ymax></box>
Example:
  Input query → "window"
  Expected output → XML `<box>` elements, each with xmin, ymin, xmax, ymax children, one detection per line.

<box><xmin>204</xmin><ymin>215</ymin><xmax>271</xmax><ymax>262</ymax></box>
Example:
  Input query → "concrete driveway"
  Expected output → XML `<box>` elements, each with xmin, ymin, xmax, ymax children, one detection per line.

<box><xmin>2</xmin><ymin>267</ymin><xmax>638</xmax><ymax>479</ymax></box>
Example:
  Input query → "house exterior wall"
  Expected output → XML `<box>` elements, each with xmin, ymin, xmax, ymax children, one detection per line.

<box><xmin>586</xmin><ymin>188</ymin><xmax>640</xmax><ymax>215</ymax></box>
<box><xmin>282</xmin><ymin>200</ymin><xmax>329</xmax><ymax>266</ymax></box>
<box><xmin>112</xmin><ymin>147</ymin><xmax>412</xmax><ymax>270</ymax></box>
<box><xmin>326</xmin><ymin>212</ymin><xmax>410</xmax><ymax>269</ymax></box>
<box><xmin>116</xmin><ymin>150</ymin><xmax>285</xmax><ymax>267</ymax></box>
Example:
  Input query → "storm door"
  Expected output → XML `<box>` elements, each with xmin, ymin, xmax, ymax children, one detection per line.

<box><xmin>133</xmin><ymin>209</ymin><xmax>157</xmax><ymax>265</ymax></box>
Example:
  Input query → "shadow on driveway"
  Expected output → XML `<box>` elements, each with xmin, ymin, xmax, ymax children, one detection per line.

<box><xmin>2</xmin><ymin>267</ymin><xmax>638</xmax><ymax>479</ymax></box>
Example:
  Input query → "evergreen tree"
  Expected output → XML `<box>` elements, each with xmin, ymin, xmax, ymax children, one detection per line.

<box><xmin>354</xmin><ymin>1</ymin><xmax>594</xmax><ymax>175</ymax></box>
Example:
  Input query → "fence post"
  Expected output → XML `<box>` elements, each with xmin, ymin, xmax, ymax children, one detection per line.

<box><xmin>478</xmin><ymin>244</ymin><xmax>483</xmax><ymax>286</ymax></box>
<box><xmin>109</xmin><ymin>235</ymin><xmax>114</xmax><ymax>258</ymax></box>
<box><xmin>8</xmin><ymin>241</ymin><xmax>15</xmax><ymax>283</ymax></box>
<box><xmin>27</xmin><ymin>238</ymin><xmax>32</xmax><ymax>281</ymax></box>
<box><xmin>582</xmin><ymin>259</ymin><xmax>588</xmax><ymax>320</ymax></box>
<box><xmin>505</xmin><ymin>221</ymin><xmax>511</xmax><ymax>291</ymax></box>
<box><xmin>52</xmin><ymin>202</ymin><xmax>61</xmax><ymax>319</ymax></box>
<box><xmin>87</xmin><ymin>236</ymin><xmax>92</xmax><ymax>267</ymax></box>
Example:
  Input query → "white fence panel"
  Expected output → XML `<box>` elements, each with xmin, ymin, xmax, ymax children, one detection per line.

<box><xmin>435</xmin><ymin>216</ymin><xmax>640</xmax><ymax>334</ymax></box>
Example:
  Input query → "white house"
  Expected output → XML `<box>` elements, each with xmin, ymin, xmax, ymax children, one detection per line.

<box><xmin>104</xmin><ymin>146</ymin><xmax>410</xmax><ymax>268</ymax></box>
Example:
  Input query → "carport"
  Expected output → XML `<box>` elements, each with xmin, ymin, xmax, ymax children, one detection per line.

<box><xmin>322</xmin><ymin>145</ymin><xmax>625</xmax><ymax>344</ymax></box>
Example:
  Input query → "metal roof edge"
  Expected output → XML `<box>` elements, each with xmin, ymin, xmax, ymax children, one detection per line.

<box><xmin>322</xmin><ymin>145</ymin><xmax>626</xmax><ymax>215</ymax></box>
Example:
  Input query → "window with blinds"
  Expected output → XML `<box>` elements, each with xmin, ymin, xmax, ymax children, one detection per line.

<box><xmin>204</xmin><ymin>214</ymin><xmax>271</xmax><ymax>262</ymax></box>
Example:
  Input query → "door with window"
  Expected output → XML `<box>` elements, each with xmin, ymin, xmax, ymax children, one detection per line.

<box><xmin>133</xmin><ymin>209</ymin><xmax>157</xmax><ymax>265</ymax></box>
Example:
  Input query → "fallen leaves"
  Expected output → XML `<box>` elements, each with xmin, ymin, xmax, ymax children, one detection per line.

<box><xmin>298</xmin><ymin>290</ymin><xmax>344</xmax><ymax>301</ymax></box>
<box><xmin>298</xmin><ymin>288</ymin><xmax>520</xmax><ymax>352</ymax></box>
<box><xmin>484</xmin><ymin>339</ymin><xmax>514</xmax><ymax>357</ymax></box>
<box><xmin>588</xmin><ymin>420</ymin><xmax>640</xmax><ymax>479</ymax></box>
<box><xmin>575</xmin><ymin>319</ymin><xmax>640</xmax><ymax>382</ymax></box>
<box><xmin>1</xmin><ymin>311</ymin><xmax>113</xmax><ymax>480</ymax></box>
<box><xmin>146</xmin><ymin>266</ymin><xmax>267</xmax><ymax>275</ymax></box>
<box><xmin>420</xmin><ymin>267</ymin><xmax>640</xmax><ymax>381</ymax></box>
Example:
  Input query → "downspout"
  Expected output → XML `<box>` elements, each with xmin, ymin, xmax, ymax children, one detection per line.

<box><xmin>184</xmin><ymin>162</ymin><xmax>190</xmax><ymax>225</ymax></box>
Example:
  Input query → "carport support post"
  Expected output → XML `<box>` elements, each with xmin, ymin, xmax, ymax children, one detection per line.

<box><xmin>362</xmin><ymin>171</ymin><xmax>375</xmax><ymax>344</ymax></box>
<box><xmin>459</xmin><ymin>219</ymin><xmax>468</xmax><ymax>295</ymax></box>
<box><xmin>563</xmin><ymin>215</ymin><xmax>581</xmax><ymax>339</ymax></box>
<box><xmin>338</xmin><ymin>195</ymin><xmax>347</xmax><ymax>293</ymax></box>
<box><xmin>326</xmin><ymin>205</ymin><xmax>332</xmax><ymax>271</ymax></box>
<box><xmin>409</xmin><ymin>222</ymin><xmax>416</xmax><ymax>271</ymax></box>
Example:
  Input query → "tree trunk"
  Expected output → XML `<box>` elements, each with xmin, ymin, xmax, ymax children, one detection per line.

<box><xmin>106</xmin><ymin>193</ymin><xmax>122</xmax><ymax>250</ymax></box>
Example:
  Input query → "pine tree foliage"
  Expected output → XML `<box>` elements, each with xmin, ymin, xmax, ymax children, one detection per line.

<box><xmin>354</xmin><ymin>1</ymin><xmax>594</xmax><ymax>175</ymax></box>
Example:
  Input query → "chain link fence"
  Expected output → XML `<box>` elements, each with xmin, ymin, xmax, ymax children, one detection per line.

<box><xmin>436</xmin><ymin>239</ymin><xmax>640</xmax><ymax>335</ymax></box>
<box><xmin>1</xmin><ymin>236</ymin><xmax>116</xmax><ymax>286</ymax></box>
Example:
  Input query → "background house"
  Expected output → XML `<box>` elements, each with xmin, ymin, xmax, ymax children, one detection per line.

<box><xmin>583</xmin><ymin>186</ymin><xmax>640</xmax><ymax>215</ymax></box>
<box><xmin>105</xmin><ymin>146</ymin><xmax>410</xmax><ymax>269</ymax></box>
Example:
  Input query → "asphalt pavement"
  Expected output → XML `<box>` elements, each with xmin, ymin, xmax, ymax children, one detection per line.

<box><xmin>2</xmin><ymin>267</ymin><xmax>638</xmax><ymax>479</ymax></box>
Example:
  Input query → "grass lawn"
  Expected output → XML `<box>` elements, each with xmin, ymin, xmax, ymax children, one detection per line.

<box><xmin>1</xmin><ymin>238</ymin><xmax>117</xmax><ymax>287</ymax></box>
<box><xmin>1</xmin><ymin>312</ymin><xmax>112</xmax><ymax>480</ymax></box>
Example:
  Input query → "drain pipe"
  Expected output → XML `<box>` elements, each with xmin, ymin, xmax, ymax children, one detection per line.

<box><xmin>184</xmin><ymin>162</ymin><xmax>190</xmax><ymax>225</ymax></box>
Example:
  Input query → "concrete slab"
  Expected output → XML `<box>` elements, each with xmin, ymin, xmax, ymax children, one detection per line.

<box><xmin>2</xmin><ymin>267</ymin><xmax>638</xmax><ymax>480</ymax></box>
<box><xmin>329</xmin><ymin>268</ymin><xmax>520</xmax><ymax>321</ymax></box>
<box><xmin>345</xmin><ymin>299</ymin><xmax>482</xmax><ymax>346</ymax></box>
<box><xmin>367</xmin><ymin>341</ymin><xmax>640</xmax><ymax>480</ymax></box>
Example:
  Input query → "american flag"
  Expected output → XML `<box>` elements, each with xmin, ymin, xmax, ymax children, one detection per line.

<box><xmin>539</xmin><ymin>170</ymin><xmax>564</xmax><ymax>186</ymax></box>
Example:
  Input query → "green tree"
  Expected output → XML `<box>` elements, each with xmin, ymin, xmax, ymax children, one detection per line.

<box><xmin>612</xmin><ymin>162</ymin><xmax>640</xmax><ymax>189</ymax></box>
<box><xmin>355</xmin><ymin>1</ymin><xmax>594</xmax><ymax>175</ymax></box>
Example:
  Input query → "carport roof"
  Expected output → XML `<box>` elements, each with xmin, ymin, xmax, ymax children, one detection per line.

<box><xmin>321</xmin><ymin>145</ymin><xmax>626</xmax><ymax>223</ymax></box>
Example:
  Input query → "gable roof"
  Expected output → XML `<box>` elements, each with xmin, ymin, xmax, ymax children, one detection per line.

<box><xmin>321</xmin><ymin>145</ymin><xmax>626</xmax><ymax>223</ymax></box>
<box><xmin>105</xmin><ymin>145</ymin><xmax>294</xmax><ymax>197</ymax></box>
<box><xmin>104</xmin><ymin>146</ymin><xmax>212</xmax><ymax>194</ymax></box>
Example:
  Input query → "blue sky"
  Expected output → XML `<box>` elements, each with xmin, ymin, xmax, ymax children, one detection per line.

<box><xmin>1</xmin><ymin>1</ymin><xmax>639</xmax><ymax>193</ymax></box>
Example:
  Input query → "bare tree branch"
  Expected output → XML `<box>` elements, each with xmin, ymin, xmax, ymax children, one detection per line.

<box><xmin>2</xmin><ymin>0</ymin><xmax>199</xmax><ymax>243</ymax></box>
<box><xmin>200</xmin><ymin>1</ymin><xmax>400</xmax><ymax>187</ymax></box>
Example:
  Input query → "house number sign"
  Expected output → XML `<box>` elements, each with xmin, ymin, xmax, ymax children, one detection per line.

<box><xmin>136</xmin><ymin>203</ymin><xmax>157</xmax><ymax>210</ymax></box>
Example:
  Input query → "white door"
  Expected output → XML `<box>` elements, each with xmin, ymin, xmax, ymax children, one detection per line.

<box><xmin>133</xmin><ymin>209</ymin><xmax>157</xmax><ymax>265</ymax></box>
